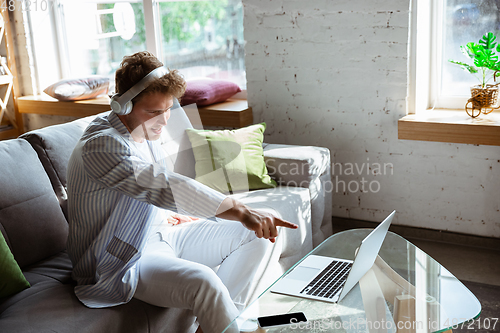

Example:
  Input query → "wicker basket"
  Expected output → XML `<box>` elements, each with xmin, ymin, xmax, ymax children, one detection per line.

<box><xmin>469</xmin><ymin>84</ymin><xmax>499</xmax><ymax>108</ymax></box>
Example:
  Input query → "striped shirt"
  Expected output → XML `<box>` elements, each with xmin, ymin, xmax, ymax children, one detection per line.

<box><xmin>66</xmin><ymin>112</ymin><xmax>226</xmax><ymax>308</ymax></box>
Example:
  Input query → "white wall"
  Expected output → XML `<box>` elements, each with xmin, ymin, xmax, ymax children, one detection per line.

<box><xmin>243</xmin><ymin>0</ymin><xmax>500</xmax><ymax>238</ymax></box>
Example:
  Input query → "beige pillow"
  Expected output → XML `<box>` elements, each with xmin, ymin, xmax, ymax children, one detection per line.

<box><xmin>44</xmin><ymin>76</ymin><xmax>109</xmax><ymax>101</ymax></box>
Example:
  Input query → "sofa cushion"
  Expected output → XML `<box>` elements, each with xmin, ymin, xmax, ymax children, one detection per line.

<box><xmin>23</xmin><ymin>251</ymin><xmax>74</xmax><ymax>285</ymax></box>
<box><xmin>230</xmin><ymin>186</ymin><xmax>312</xmax><ymax>271</ymax></box>
<box><xmin>0</xmin><ymin>231</ymin><xmax>30</xmax><ymax>298</ymax></box>
<box><xmin>0</xmin><ymin>283</ymin><xmax>195</xmax><ymax>333</ymax></box>
<box><xmin>0</xmin><ymin>252</ymin><xmax>75</xmax><ymax>314</ymax></box>
<box><xmin>20</xmin><ymin>112</ymin><xmax>109</xmax><ymax>217</ymax></box>
<box><xmin>0</xmin><ymin>251</ymin><xmax>197</xmax><ymax>332</ymax></box>
<box><xmin>0</xmin><ymin>139</ymin><xmax>68</xmax><ymax>268</ymax></box>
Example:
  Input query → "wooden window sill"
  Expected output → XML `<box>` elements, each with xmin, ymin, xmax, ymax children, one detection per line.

<box><xmin>17</xmin><ymin>94</ymin><xmax>111</xmax><ymax>117</ymax></box>
<box><xmin>17</xmin><ymin>94</ymin><xmax>253</xmax><ymax>128</ymax></box>
<box><xmin>193</xmin><ymin>98</ymin><xmax>253</xmax><ymax>128</ymax></box>
<box><xmin>398</xmin><ymin>109</ymin><xmax>500</xmax><ymax>146</ymax></box>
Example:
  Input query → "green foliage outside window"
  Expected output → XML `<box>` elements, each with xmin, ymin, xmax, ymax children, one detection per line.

<box><xmin>160</xmin><ymin>1</ymin><xmax>227</xmax><ymax>43</ymax></box>
<box><xmin>98</xmin><ymin>1</ymin><xmax>229</xmax><ymax>48</ymax></box>
<box><xmin>92</xmin><ymin>1</ymin><xmax>238</xmax><ymax>76</ymax></box>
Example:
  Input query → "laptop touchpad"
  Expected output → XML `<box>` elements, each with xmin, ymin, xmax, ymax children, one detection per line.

<box><xmin>287</xmin><ymin>267</ymin><xmax>320</xmax><ymax>281</ymax></box>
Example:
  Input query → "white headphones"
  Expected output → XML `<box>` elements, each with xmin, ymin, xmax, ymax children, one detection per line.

<box><xmin>110</xmin><ymin>66</ymin><xmax>169</xmax><ymax>115</ymax></box>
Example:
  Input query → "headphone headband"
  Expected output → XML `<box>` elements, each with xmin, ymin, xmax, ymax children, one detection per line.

<box><xmin>111</xmin><ymin>66</ymin><xmax>169</xmax><ymax>115</ymax></box>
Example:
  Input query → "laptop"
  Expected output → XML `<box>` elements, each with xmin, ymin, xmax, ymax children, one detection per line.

<box><xmin>270</xmin><ymin>210</ymin><xmax>395</xmax><ymax>303</ymax></box>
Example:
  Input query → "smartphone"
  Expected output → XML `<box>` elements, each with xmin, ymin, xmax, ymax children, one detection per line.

<box><xmin>257</xmin><ymin>312</ymin><xmax>307</xmax><ymax>328</ymax></box>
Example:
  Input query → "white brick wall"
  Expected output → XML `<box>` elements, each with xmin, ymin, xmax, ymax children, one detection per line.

<box><xmin>243</xmin><ymin>0</ymin><xmax>500</xmax><ymax>237</ymax></box>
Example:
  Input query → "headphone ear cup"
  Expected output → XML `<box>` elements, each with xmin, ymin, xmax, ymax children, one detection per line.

<box><xmin>121</xmin><ymin>100</ymin><xmax>134</xmax><ymax>115</ymax></box>
<box><xmin>110</xmin><ymin>94</ymin><xmax>133</xmax><ymax>115</ymax></box>
<box><xmin>110</xmin><ymin>94</ymin><xmax>122</xmax><ymax>114</ymax></box>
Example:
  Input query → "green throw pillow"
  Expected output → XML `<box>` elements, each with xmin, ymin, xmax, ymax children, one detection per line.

<box><xmin>0</xmin><ymin>231</ymin><xmax>30</xmax><ymax>298</ymax></box>
<box><xmin>186</xmin><ymin>123</ymin><xmax>277</xmax><ymax>194</ymax></box>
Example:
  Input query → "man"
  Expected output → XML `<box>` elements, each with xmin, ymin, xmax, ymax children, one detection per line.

<box><xmin>66</xmin><ymin>51</ymin><xmax>297</xmax><ymax>333</ymax></box>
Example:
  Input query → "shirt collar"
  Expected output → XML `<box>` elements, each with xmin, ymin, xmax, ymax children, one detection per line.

<box><xmin>107</xmin><ymin>111</ymin><xmax>130</xmax><ymax>136</ymax></box>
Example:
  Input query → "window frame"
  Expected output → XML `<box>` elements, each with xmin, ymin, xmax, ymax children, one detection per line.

<box><xmin>408</xmin><ymin>0</ymin><xmax>499</xmax><ymax>114</ymax></box>
<box><xmin>29</xmin><ymin>0</ymin><xmax>245</xmax><ymax>94</ymax></box>
<box><xmin>401</xmin><ymin>0</ymin><xmax>500</xmax><ymax>147</ymax></box>
<box><xmin>143</xmin><ymin>0</ymin><xmax>162</xmax><ymax>58</ymax></box>
<box><xmin>54</xmin><ymin>0</ymin><xmax>163</xmax><ymax>74</ymax></box>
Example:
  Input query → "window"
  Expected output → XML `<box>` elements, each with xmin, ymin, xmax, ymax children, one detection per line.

<box><xmin>157</xmin><ymin>1</ymin><xmax>245</xmax><ymax>86</ymax></box>
<box><xmin>409</xmin><ymin>0</ymin><xmax>500</xmax><ymax>112</ymax></box>
<box><xmin>27</xmin><ymin>0</ymin><xmax>245</xmax><ymax>95</ymax></box>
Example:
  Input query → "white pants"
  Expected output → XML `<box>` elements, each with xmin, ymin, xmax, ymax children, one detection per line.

<box><xmin>133</xmin><ymin>219</ymin><xmax>269</xmax><ymax>333</ymax></box>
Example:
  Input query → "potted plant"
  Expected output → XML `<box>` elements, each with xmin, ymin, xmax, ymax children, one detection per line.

<box><xmin>449</xmin><ymin>32</ymin><xmax>500</xmax><ymax>117</ymax></box>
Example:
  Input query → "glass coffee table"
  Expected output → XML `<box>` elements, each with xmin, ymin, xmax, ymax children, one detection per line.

<box><xmin>223</xmin><ymin>229</ymin><xmax>481</xmax><ymax>333</ymax></box>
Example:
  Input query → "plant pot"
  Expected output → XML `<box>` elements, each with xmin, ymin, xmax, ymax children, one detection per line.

<box><xmin>465</xmin><ymin>84</ymin><xmax>500</xmax><ymax>118</ymax></box>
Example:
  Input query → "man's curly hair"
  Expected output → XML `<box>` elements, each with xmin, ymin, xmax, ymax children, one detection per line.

<box><xmin>115</xmin><ymin>51</ymin><xmax>186</xmax><ymax>103</ymax></box>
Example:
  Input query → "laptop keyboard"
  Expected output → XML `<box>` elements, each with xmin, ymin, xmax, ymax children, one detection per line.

<box><xmin>300</xmin><ymin>260</ymin><xmax>353</xmax><ymax>299</ymax></box>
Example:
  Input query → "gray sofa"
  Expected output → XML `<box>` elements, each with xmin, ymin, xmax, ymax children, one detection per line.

<box><xmin>0</xmin><ymin>106</ymin><xmax>332</xmax><ymax>333</ymax></box>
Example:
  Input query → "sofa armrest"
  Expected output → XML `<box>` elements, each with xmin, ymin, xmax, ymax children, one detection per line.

<box><xmin>263</xmin><ymin>143</ymin><xmax>332</xmax><ymax>247</ymax></box>
<box><xmin>263</xmin><ymin>143</ymin><xmax>330</xmax><ymax>187</ymax></box>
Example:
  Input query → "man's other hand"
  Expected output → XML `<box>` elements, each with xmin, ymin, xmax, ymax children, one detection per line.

<box><xmin>168</xmin><ymin>213</ymin><xmax>199</xmax><ymax>225</ymax></box>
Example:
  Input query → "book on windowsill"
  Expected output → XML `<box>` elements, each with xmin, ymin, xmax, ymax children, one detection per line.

<box><xmin>0</xmin><ymin>116</ymin><xmax>17</xmax><ymax>138</ymax></box>
<box><xmin>0</xmin><ymin>123</ymin><xmax>12</xmax><ymax>130</ymax></box>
